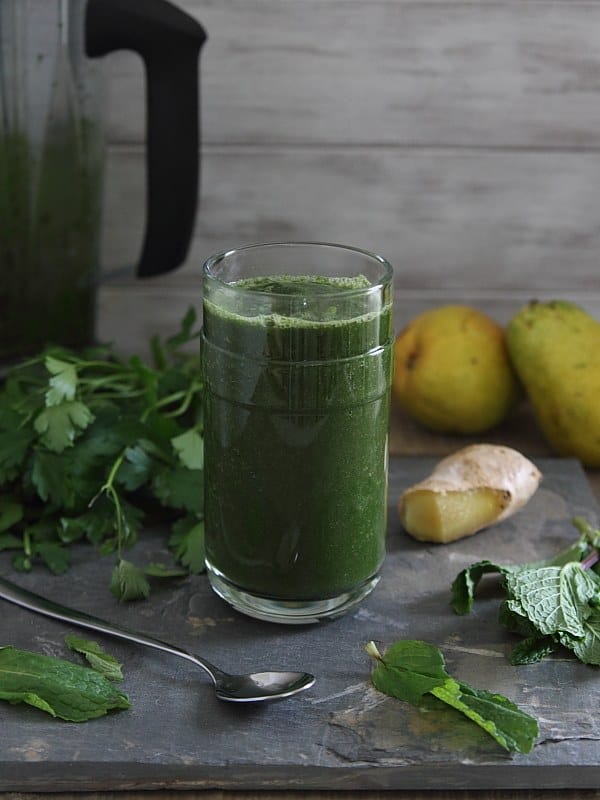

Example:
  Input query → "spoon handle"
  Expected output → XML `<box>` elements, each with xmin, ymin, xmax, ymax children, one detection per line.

<box><xmin>0</xmin><ymin>574</ymin><xmax>218</xmax><ymax>682</ymax></box>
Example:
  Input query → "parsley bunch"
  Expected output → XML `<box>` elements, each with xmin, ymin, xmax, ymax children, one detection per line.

<box><xmin>0</xmin><ymin>308</ymin><xmax>205</xmax><ymax>600</ymax></box>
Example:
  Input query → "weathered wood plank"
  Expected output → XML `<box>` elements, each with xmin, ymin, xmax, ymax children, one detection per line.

<box><xmin>104</xmin><ymin>1</ymin><xmax>600</xmax><ymax>148</ymax></box>
<box><xmin>97</xmin><ymin>281</ymin><xmax>600</xmax><ymax>360</ymax></box>
<box><xmin>100</xmin><ymin>145</ymin><xmax>600</xmax><ymax>291</ymax></box>
<box><xmin>3</xmin><ymin>792</ymin><xmax>600</xmax><ymax>800</ymax></box>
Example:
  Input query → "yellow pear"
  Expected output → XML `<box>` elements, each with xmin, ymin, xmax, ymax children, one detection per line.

<box><xmin>393</xmin><ymin>305</ymin><xmax>520</xmax><ymax>434</ymax></box>
<box><xmin>506</xmin><ymin>300</ymin><xmax>600</xmax><ymax>467</ymax></box>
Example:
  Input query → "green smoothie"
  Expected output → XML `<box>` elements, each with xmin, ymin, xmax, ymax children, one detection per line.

<box><xmin>0</xmin><ymin>122</ymin><xmax>103</xmax><ymax>361</ymax></box>
<box><xmin>203</xmin><ymin>274</ymin><xmax>393</xmax><ymax>601</ymax></box>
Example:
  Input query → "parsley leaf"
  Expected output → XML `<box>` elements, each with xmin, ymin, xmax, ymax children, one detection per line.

<box><xmin>169</xmin><ymin>515</ymin><xmax>205</xmax><ymax>574</ymax></box>
<box><xmin>0</xmin><ymin>428</ymin><xmax>36</xmax><ymax>485</ymax></box>
<box><xmin>171</xmin><ymin>429</ymin><xmax>204</xmax><ymax>470</ymax></box>
<box><xmin>34</xmin><ymin>401</ymin><xmax>94</xmax><ymax>452</ymax></box>
<box><xmin>116</xmin><ymin>445</ymin><xmax>155</xmax><ymax>491</ymax></box>
<box><xmin>31</xmin><ymin>450</ymin><xmax>76</xmax><ymax>508</ymax></box>
<box><xmin>110</xmin><ymin>559</ymin><xmax>151</xmax><ymax>602</ymax></box>
<box><xmin>0</xmin><ymin>496</ymin><xmax>23</xmax><ymax>533</ymax></box>
<box><xmin>152</xmin><ymin>465</ymin><xmax>203</xmax><ymax>514</ymax></box>
<box><xmin>0</xmin><ymin>309</ymin><xmax>204</xmax><ymax>598</ymax></box>
<box><xmin>34</xmin><ymin>542</ymin><xmax>71</xmax><ymax>575</ymax></box>
<box><xmin>44</xmin><ymin>357</ymin><xmax>78</xmax><ymax>405</ymax></box>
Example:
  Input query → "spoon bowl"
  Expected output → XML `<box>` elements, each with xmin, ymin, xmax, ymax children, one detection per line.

<box><xmin>0</xmin><ymin>575</ymin><xmax>315</xmax><ymax>703</ymax></box>
<box><xmin>214</xmin><ymin>670</ymin><xmax>315</xmax><ymax>702</ymax></box>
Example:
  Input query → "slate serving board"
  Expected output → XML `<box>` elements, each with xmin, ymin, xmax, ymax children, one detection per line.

<box><xmin>1</xmin><ymin>456</ymin><xmax>599</xmax><ymax>792</ymax></box>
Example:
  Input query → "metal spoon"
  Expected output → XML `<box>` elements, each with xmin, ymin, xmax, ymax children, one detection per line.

<box><xmin>0</xmin><ymin>575</ymin><xmax>315</xmax><ymax>702</ymax></box>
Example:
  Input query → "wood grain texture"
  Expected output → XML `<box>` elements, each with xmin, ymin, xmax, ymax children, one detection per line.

<box><xmin>104</xmin><ymin>0</ymin><xmax>600</xmax><ymax>148</ymax></box>
<box><xmin>97</xmin><ymin>0</ymin><xmax>600</xmax><ymax>296</ymax></box>
<box><xmin>100</xmin><ymin>145</ymin><xmax>600</xmax><ymax>291</ymax></box>
<box><xmin>97</xmin><ymin>279</ymin><xmax>600</xmax><ymax>359</ymax></box>
<box><xmin>3</xmin><ymin>793</ymin><xmax>600</xmax><ymax>800</ymax></box>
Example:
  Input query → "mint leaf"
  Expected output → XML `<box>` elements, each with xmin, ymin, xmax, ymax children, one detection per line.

<box><xmin>367</xmin><ymin>640</ymin><xmax>538</xmax><ymax>754</ymax></box>
<box><xmin>432</xmin><ymin>680</ymin><xmax>539</xmax><ymax>754</ymax></box>
<box><xmin>559</xmin><ymin>607</ymin><xmax>600</xmax><ymax>665</ymax></box>
<box><xmin>65</xmin><ymin>635</ymin><xmax>124</xmax><ymax>681</ymax></box>
<box><xmin>452</xmin><ymin>519</ymin><xmax>600</xmax><ymax>666</ymax></box>
<box><xmin>368</xmin><ymin>639</ymin><xmax>448</xmax><ymax>705</ymax></box>
<box><xmin>0</xmin><ymin>645</ymin><xmax>130</xmax><ymax>721</ymax></box>
<box><xmin>110</xmin><ymin>559</ymin><xmax>150</xmax><ymax>602</ymax></box>
<box><xmin>505</xmin><ymin>563</ymin><xmax>599</xmax><ymax>638</ymax></box>
<box><xmin>508</xmin><ymin>635</ymin><xmax>558</xmax><ymax>665</ymax></box>
<box><xmin>169</xmin><ymin>515</ymin><xmax>205</xmax><ymax>574</ymax></box>
<box><xmin>451</xmin><ymin>560</ymin><xmax>513</xmax><ymax>615</ymax></box>
<box><xmin>452</xmin><ymin>535</ymin><xmax>591</xmax><ymax>616</ymax></box>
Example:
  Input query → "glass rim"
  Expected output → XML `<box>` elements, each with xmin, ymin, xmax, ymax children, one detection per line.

<box><xmin>202</xmin><ymin>241</ymin><xmax>393</xmax><ymax>298</ymax></box>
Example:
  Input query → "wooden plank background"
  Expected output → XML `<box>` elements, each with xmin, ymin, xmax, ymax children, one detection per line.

<box><xmin>97</xmin><ymin>0</ymin><xmax>600</xmax><ymax>348</ymax></box>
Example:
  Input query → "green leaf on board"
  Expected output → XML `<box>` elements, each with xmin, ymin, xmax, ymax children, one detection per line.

<box><xmin>0</xmin><ymin>645</ymin><xmax>130</xmax><ymax>721</ymax></box>
<box><xmin>366</xmin><ymin>639</ymin><xmax>538</xmax><ymax>754</ymax></box>
<box><xmin>65</xmin><ymin>635</ymin><xmax>124</xmax><ymax>682</ymax></box>
<box><xmin>451</xmin><ymin>518</ymin><xmax>600</xmax><ymax>666</ymax></box>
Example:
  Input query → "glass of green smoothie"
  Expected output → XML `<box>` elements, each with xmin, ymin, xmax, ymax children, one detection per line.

<box><xmin>202</xmin><ymin>242</ymin><xmax>394</xmax><ymax>623</ymax></box>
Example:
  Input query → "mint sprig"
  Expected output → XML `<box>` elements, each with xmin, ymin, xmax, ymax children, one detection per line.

<box><xmin>366</xmin><ymin>639</ymin><xmax>538</xmax><ymax>754</ymax></box>
<box><xmin>0</xmin><ymin>308</ymin><xmax>205</xmax><ymax>600</ymax></box>
<box><xmin>452</xmin><ymin>516</ymin><xmax>600</xmax><ymax>665</ymax></box>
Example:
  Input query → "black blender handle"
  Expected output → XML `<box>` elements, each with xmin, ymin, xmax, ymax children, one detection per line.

<box><xmin>85</xmin><ymin>0</ymin><xmax>207</xmax><ymax>277</ymax></box>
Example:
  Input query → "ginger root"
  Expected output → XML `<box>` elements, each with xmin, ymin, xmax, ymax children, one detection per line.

<box><xmin>398</xmin><ymin>444</ymin><xmax>542</xmax><ymax>543</ymax></box>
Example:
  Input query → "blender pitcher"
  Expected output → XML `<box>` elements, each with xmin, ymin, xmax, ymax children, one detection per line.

<box><xmin>0</xmin><ymin>0</ymin><xmax>206</xmax><ymax>360</ymax></box>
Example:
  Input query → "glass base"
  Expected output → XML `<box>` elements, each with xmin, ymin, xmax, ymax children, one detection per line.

<box><xmin>206</xmin><ymin>561</ymin><xmax>380</xmax><ymax>624</ymax></box>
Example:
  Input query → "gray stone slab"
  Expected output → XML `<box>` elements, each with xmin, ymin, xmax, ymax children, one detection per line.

<box><xmin>0</xmin><ymin>457</ymin><xmax>599</xmax><ymax>791</ymax></box>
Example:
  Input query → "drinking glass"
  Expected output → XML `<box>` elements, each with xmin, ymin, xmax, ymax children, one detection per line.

<box><xmin>202</xmin><ymin>242</ymin><xmax>393</xmax><ymax>623</ymax></box>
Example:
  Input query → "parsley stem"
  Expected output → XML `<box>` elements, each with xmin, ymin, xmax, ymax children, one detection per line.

<box><xmin>106</xmin><ymin>450</ymin><xmax>126</xmax><ymax>488</ymax></box>
<box><xmin>77</xmin><ymin>360</ymin><xmax>128</xmax><ymax>371</ymax></box>
<box><xmin>89</xmin><ymin>450</ymin><xmax>128</xmax><ymax>560</ymax></box>
<box><xmin>155</xmin><ymin>381</ymin><xmax>203</xmax><ymax>419</ymax></box>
